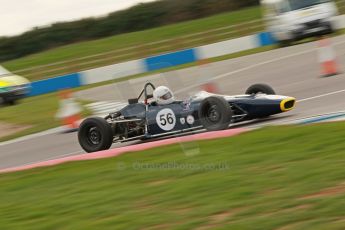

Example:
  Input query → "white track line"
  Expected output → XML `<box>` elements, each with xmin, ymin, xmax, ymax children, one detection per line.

<box><xmin>176</xmin><ymin>49</ymin><xmax>317</xmax><ymax>93</ymax></box>
<box><xmin>0</xmin><ymin>151</ymin><xmax>84</xmax><ymax>171</ymax></box>
<box><xmin>0</xmin><ymin>127</ymin><xmax>64</xmax><ymax>146</ymax></box>
<box><xmin>176</xmin><ymin>38</ymin><xmax>345</xmax><ymax>94</ymax></box>
<box><xmin>297</xmin><ymin>89</ymin><xmax>345</xmax><ymax>102</ymax></box>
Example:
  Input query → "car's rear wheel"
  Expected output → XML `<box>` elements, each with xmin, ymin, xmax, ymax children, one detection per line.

<box><xmin>245</xmin><ymin>84</ymin><xmax>276</xmax><ymax>95</ymax></box>
<box><xmin>198</xmin><ymin>96</ymin><xmax>233</xmax><ymax>131</ymax></box>
<box><xmin>78</xmin><ymin>117</ymin><xmax>114</xmax><ymax>153</ymax></box>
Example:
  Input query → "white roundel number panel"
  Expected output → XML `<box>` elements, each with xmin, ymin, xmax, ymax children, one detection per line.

<box><xmin>156</xmin><ymin>108</ymin><xmax>176</xmax><ymax>131</ymax></box>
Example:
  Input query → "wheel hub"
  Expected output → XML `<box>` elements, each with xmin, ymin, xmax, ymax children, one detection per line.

<box><xmin>88</xmin><ymin>127</ymin><xmax>101</xmax><ymax>145</ymax></box>
<box><xmin>208</xmin><ymin>106</ymin><xmax>220</xmax><ymax>122</ymax></box>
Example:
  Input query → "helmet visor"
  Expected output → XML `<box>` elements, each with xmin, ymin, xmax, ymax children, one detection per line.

<box><xmin>160</xmin><ymin>92</ymin><xmax>172</xmax><ymax>100</ymax></box>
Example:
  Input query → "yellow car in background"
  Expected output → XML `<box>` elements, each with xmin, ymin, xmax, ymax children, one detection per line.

<box><xmin>0</xmin><ymin>66</ymin><xmax>31</xmax><ymax>105</ymax></box>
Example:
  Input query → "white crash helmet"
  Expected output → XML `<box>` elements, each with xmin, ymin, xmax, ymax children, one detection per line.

<box><xmin>153</xmin><ymin>86</ymin><xmax>175</xmax><ymax>105</ymax></box>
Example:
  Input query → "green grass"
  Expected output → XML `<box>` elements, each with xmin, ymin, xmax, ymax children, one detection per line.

<box><xmin>0</xmin><ymin>94</ymin><xmax>90</xmax><ymax>142</ymax></box>
<box><xmin>0</xmin><ymin>122</ymin><xmax>345</xmax><ymax>229</ymax></box>
<box><xmin>1</xmin><ymin>6</ymin><xmax>263</xmax><ymax>81</ymax></box>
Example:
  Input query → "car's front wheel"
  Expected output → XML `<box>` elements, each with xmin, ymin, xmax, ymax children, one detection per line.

<box><xmin>78</xmin><ymin>117</ymin><xmax>114</xmax><ymax>153</ymax></box>
<box><xmin>245</xmin><ymin>84</ymin><xmax>276</xmax><ymax>95</ymax></box>
<box><xmin>198</xmin><ymin>96</ymin><xmax>233</xmax><ymax>131</ymax></box>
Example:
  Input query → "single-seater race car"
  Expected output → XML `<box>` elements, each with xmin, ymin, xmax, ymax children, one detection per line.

<box><xmin>78</xmin><ymin>83</ymin><xmax>296</xmax><ymax>152</ymax></box>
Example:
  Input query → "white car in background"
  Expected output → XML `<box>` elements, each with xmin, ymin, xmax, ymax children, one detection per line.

<box><xmin>0</xmin><ymin>66</ymin><xmax>31</xmax><ymax>105</ymax></box>
<box><xmin>261</xmin><ymin>0</ymin><xmax>338</xmax><ymax>45</ymax></box>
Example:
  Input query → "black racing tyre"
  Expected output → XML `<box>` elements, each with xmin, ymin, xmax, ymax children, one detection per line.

<box><xmin>245</xmin><ymin>84</ymin><xmax>276</xmax><ymax>95</ymax></box>
<box><xmin>198</xmin><ymin>96</ymin><xmax>233</xmax><ymax>131</ymax></box>
<box><xmin>78</xmin><ymin>117</ymin><xmax>114</xmax><ymax>153</ymax></box>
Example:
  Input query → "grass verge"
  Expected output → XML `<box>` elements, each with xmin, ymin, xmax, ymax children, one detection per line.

<box><xmin>0</xmin><ymin>94</ymin><xmax>90</xmax><ymax>142</ymax></box>
<box><xmin>0</xmin><ymin>122</ymin><xmax>344</xmax><ymax>229</ymax></box>
<box><xmin>2</xmin><ymin>7</ymin><xmax>263</xmax><ymax>81</ymax></box>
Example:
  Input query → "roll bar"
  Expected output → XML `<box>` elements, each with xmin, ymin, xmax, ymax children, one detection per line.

<box><xmin>129</xmin><ymin>82</ymin><xmax>156</xmax><ymax>104</ymax></box>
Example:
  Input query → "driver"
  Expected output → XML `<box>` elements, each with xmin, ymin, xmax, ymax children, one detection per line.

<box><xmin>153</xmin><ymin>86</ymin><xmax>175</xmax><ymax>105</ymax></box>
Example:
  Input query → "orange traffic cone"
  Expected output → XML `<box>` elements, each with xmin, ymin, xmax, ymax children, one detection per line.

<box><xmin>202</xmin><ymin>82</ymin><xmax>220</xmax><ymax>93</ymax></box>
<box><xmin>318</xmin><ymin>37</ymin><xmax>340</xmax><ymax>77</ymax></box>
<box><xmin>56</xmin><ymin>89</ymin><xmax>82</xmax><ymax>132</ymax></box>
<box><xmin>197</xmin><ymin>58</ymin><xmax>221</xmax><ymax>93</ymax></box>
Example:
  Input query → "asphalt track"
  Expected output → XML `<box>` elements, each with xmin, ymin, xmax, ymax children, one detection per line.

<box><xmin>1</xmin><ymin>35</ymin><xmax>345</xmax><ymax>171</ymax></box>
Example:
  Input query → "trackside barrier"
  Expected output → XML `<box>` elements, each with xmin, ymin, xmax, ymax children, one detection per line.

<box><xmin>257</xmin><ymin>32</ymin><xmax>276</xmax><ymax>46</ymax></box>
<box><xmin>29</xmin><ymin>73</ymin><xmax>81</xmax><ymax>96</ymax></box>
<box><xmin>80</xmin><ymin>59</ymin><xmax>146</xmax><ymax>85</ymax></box>
<box><xmin>197</xmin><ymin>35</ymin><xmax>258</xmax><ymax>59</ymax></box>
<box><xmin>27</xmin><ymin>14</ymin><xmax>345</xmax><ymax>97</ymax></box>
<box><xmin>145</xmin><ymin>49</ymin><xmax>197</xmax><ymax>71</ymax></box>
<box><xmin>28</xmin><ymin>34</ymin><xmax>265</xmax><ymax>97</ymax></box>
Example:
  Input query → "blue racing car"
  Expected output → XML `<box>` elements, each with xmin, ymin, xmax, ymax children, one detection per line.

<box><xmin>78</xmin><ymin>82</ymin><xmax>296</xmax><ymax>152</ymax></box>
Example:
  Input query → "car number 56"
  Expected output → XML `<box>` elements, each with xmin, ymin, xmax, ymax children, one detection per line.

<box><xmin>156</xmin><ymin>108</ymin><xmax>176</xmax><ymax>131</ymax></box>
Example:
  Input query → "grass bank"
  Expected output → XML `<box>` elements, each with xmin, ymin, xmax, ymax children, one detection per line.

<box><xmin>0</xmin><ymin>94</ymin><xmax>90</xmax><ymax>142</ymax></box>
<box><xmin>2</xmin><ymin>6</ymin><xmax>263</xmax><ymax>80</ymax></box>
<box><xmin>0</xmin><ymin>122</ymin><xmax>344</xmax><ymax>229</ymax></box>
